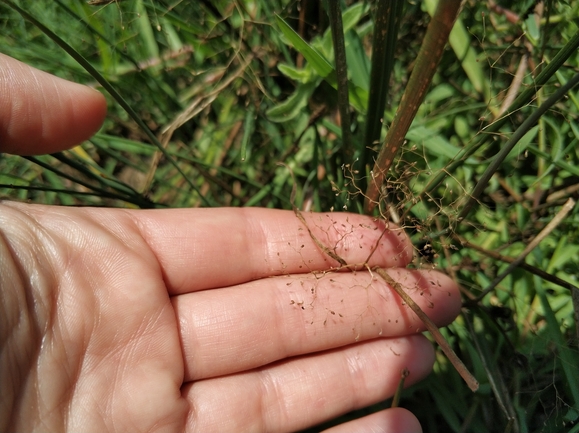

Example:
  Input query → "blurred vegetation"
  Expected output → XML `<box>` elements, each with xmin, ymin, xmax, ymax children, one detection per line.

<box><xmin>1</xmin><ymin>0</ymin><xmax>578</xmax><ymax>432</ymax></box>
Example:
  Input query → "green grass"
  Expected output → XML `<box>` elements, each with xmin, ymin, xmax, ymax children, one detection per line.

<box><xmin>1</xmin><ymin>1</ymin><xmax>578</xmax><ymax>431</ymax></box>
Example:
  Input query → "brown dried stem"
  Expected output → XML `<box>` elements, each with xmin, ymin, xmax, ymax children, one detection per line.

<box><xmin>374</xmin><ymin>267</ymin><xmax>479</xmax><ymax>392</ymax></box>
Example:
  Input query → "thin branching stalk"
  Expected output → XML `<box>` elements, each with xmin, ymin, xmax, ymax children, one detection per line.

<box><xmin>477</xmin><ymin>198</ymin><xmax>576</xmax><ymax>300</ymax></box>
<box><xmin>414</xmin><ymin>29</ymin><xmax>579</xmax><ymax>210</ymax></box>
<box><xmin>458</xmin><ymin>71</ymin><xmax>579</xmax><ymax>221</ymax></box>
<box><xmin>454</xmin><ymin>234</ymin><xmax>579</xmax><ymax>295</ymax></box>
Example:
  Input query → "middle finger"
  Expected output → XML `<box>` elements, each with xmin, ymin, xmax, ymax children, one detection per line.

<box><xmin>174</xmin><ymin>267</ymin><xmax>460</xmax><ymax>381</ymax></box>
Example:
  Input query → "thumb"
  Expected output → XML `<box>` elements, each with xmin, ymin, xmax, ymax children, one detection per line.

<box><xmin>0</xmin><ymin>53</ymin><xmax>107</xmax><ymax>155</ymax></box>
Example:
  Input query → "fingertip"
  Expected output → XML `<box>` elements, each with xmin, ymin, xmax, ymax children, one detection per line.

<box><xmin>367</xmin><ymin>408</ymin><xmax>423</xmax><ymax>433</ymax></box>
<box><xmin>322</xmin><ymin>408</ymin><xmax>422</xmax><ymax>433</ymax></box>
<box><xmin>314</xmin><ymin>213</ymin><xmax>413</xmax><ymax>268</ymax></box>
<box><xmin>419</xmin><ymin>270</ymin><xmax>462</xmax><ymax>327</ymax></box>
<box><xmin>351</xmin><ymin>215</ymin><xmax>414</xmax><ymax>268</ymax></box>
<box><xmin>376</xmin><ymin>408</ymin><xmax>423</xmax><ymax>433</ymax></box>
<box><xmin>0</xmin><ymin>53</ymin><xmax>107</xmax><ymax>155</ymax></box>
<box><xmin>402</xmin><ymin>334</ymin><xmax>436</xmax><ymax>384</ymax></box>
<box><xmin>383</xmin><ymin>268</ymin><xmax>462</xmax><ymax>329</ymax></box>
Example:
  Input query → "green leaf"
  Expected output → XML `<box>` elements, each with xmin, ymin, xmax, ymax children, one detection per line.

<box><xmin>274</xmin><ymin>14</ymin><xmax>367</xmax><ymax>113</ymax></box>
<box><xmin>266</xmin><ymin>82</ymin><xmax>317</xmax><ymax>123</ymax></box>
<box><xmin>345</xmin><ymin>29</ymin><xmax>370</xmax><ymax>91</ymax></box>
<box><xmin>278</xmin><ymin>63</ymin><xmax>313</xmax><ymax>83</ymax></box>
<box><xmin>504</xmin><ymin>125</ymin><xmax>539</xmax><ymax>162</ymax></box>
<box><xmin>275</xmin><ymin>14</ymin><xmax>333</xmax><ymax>78</ymax></box>
<box><xmin>342</xmin><ymin>2</ymin><xmax>367</xmax><ymax>31</ymax></box>
<box><xmin>424</xmin><ymin>0</ymin><xmax>488</xmax><ymax>98</ymax></box>
<box><xmin>407</xmin><ymin>125</ymin><xmax>465</xmax><ymax>160</ymax></box>
<box><xmin>0</xmin><ymin>173</ymin><xmax>28</xmax><ymax>185</ymax></box>
<box><xmin>241</xmin><ymin>105</ymin><xmax>256</xmax><ymax>161</ymax></box>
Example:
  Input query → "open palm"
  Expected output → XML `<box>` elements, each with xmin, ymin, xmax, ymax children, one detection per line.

<box><xmin>0</xmin><ymin>54</ymin><xmax>461</xmax><ymax>433</ymax></box>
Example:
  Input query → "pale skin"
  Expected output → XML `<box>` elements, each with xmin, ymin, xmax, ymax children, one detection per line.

<box><xmin>0</xmin><ymin>53</ymin><xmax>461</xmax><ymax>433</ymax></box>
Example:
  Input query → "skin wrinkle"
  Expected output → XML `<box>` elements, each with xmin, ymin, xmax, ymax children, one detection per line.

<box><xmin>133</xmin><ymin>212</ymin><xmax>181</xmax><ymax>295</ymax></box>
<box><xmin>0</xmin><ymin>235</ymin><xmax>39</xmax><ymax>432</ymax></box>
<box><xmin>4</xmin><ymin>64</ymin><xmax>30</xmax><ymax>142</ymax></box>
<box><xmin>55</xmin><ymin>227</ymin><xmax>106</xmax><ymax>403</ymax></box>
<box><xmin>278</xmin><ymin>278</ymin><xmax>310</xmax><ymax>359</ymax></box>
<box><xmin>259</xmin><ymin>367</ymin><xmax>280</xmax><ymax>433</ymax></box>
<box><xmin>10</xmin><ymin>203</ymin><xmax>180</xmax><ymax>432</ymax></box>
<box><xmin>2</xmin><ymin>208</ymin><xmax>65</xmax><ymax>395</ymax></box>
<box><xmin>342</xmin><ymin>351</ymin><xmax>364</xmax><ymax>413</ymax></box>
<box><xmin>260</xmin><ymin>217</ymin><xmax>287</xmax><ymax>276</ymax></box>
<box><xmin>33</xmin><ymin>67</ymin><xmax>49</xmax><ymax>144</ymax></box>
<box><xmin>344</xmin><ymin>347</ymin><xmax>367</xmax><ymax>404</ymax></box>
<box><xmin>32</xmin><ymin>66</ymin><xmax>71</xmax><ymax>149</ymax></box>
<box><xmin>12</xmin><ymin>63</ymin><xmax>43</xmax><ymax>147</ymax></box>
<box><xmin>278</xmin><ymin>362</ymin><xmax>316</xmax><ymax>430</ymax></box>
<box><xmin>7</xmin><ymin>208</ymin><xmax>85</xmax><ymax>348</ymax></box>
<box><xmin>268</xmin><ymin>359</ymin><xmax>318</xmax><ymax>432</ymax></box>
<box><xmin>46</xmin><ymin>314</ymin><xmax>81</xmax><ymax>432</ymax></box>
<box><xmin>232</xmin><ymin>209</ymin><xmax>259</xmax><ymax>282</ymax></box>
<box><xmin>38</xmin><ymin>315</ymin><xmax>72</xmax><ymax>430</ymax></box>
<box><xmin>347</xmin><ymin>343</ymin><xmax>385</xmax><ymax>404</ymax></box>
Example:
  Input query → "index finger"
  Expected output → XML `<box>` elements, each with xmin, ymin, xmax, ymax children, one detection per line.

<box><xmin>133</xmin><ymin>207</ymin><xmax>413</xmax><ymax>294</ymax></box>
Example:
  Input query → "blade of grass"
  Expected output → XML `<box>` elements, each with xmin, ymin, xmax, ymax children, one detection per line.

<box><xmin>135</xmin><ymin>0</ymin><xmax>159</xmax><ymax>60</ymax></box>
<box><xmin>464</xmin><ymin>311</ymin><xmax>518</xmax><ymax>428</ymax></box>
<box><xmin>536</xmin><ymin>277</ymin><xmax>579</xmax><ymax>410</ymax></box>
<box><xmin>526</xmin><ymin>142</ymin><xmax>579</xmax><ymax>177</ymax></box>
<box><xmin>364</xmin><ymin>0</ymin><xmax>463</xmax><ymax>214</ymax></box>
<box><xmin>92</xmin><ymin>133</ymin><xmax>280</xmax><ymax>199</ymax></box>
<box><xmin>425</xmin><ymin>0</ymin><xmax>489</xmax><ymax>100</ymax></box>
<box><xmin>240</xmin><ymin>105</ymin><xmax>256</xmax><ymax>162</ymax></box>
<box><xmin>54</xmin><ymin>0</ymin><xmax>141</xmax><ymax>71</ymax></box>
<box><xmin>454</xmin><ymin>233</ymin><xmax>579</xmax><ymax>295</ymax></box>
<box><xmin>274</xmin><ymin>13</ymin><xmax>367</xmax><ymax>113</ymax></box>
<box><xmin>49</xmin><ymin>152</ymin><xmax>141</xmax><ymax>197</ymax></box>
<box><xmin>43</xmin><ymin>170</ymin><xmax>75</xmax><ymax>206</ymax></box>
<box><xmin>22</xmin><ymin>156</ymin><xmax>156</xmax><ymax>208</ymax></box>
<box><xmin>327</xmin><ymin>0</ymin><xmax>354</xmax><ymax>163</ymax></box>
<box><xmin>362</xmin><ymin>0</ymin><xmax>404</xmax><ymax>181</ymax></box>
<box><xmin>0</xmin><ymin>184</ymin><xmax>160</xmax><ymax>205</ymax></box>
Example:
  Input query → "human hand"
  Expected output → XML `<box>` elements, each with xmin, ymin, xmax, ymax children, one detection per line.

<box><xmin>0</xmin><ymin>53</ymin><xmax>461</xmax><ymax>433</ymax></box>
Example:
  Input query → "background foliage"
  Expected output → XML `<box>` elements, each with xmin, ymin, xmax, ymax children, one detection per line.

<box><xmin>1</xmin><ymin>1</ymin><xmax>578</xmax><ymax>432</ymax></box>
